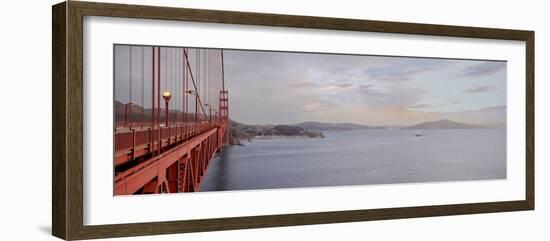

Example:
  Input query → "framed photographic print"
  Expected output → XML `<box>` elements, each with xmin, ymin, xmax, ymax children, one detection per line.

<box><xmin>52</xmin><ymin>1</ymin><xmax>534</xmax><ymax>240</ymax></box>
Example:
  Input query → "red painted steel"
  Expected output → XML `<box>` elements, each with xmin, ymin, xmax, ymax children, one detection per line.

<box><xmin>141</xmin><ymin>47</ymin><xmax>144</xmax><ymax>122</ymax></box>
<box><xmin>157</xmin><ymin>47</ymin><xmax>162</xmax><ymax>156</ymax></box>
<box><xmin>114</xmin><ymin>46</ymin><xmax>227</xmax><ymax>195</ymax></box>
<box><xmin>151</xmin><ymin>47</ymin><xmax>156</xmax><ymax>157</ymax></box>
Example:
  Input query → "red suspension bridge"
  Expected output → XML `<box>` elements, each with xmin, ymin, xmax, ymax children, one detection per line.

<box><xmin>114</xmin><ymin>46</ymin><xmax>229</xmax><ymax>195</ymax></box>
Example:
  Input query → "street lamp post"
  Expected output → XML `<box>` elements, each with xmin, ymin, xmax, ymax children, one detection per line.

<box><xmin>205</xmin><ymin>103</ymin><xmax>212</xmax><ymax>123</ymax></box>
<box><xmin>186</xmin><ymin>90</ymin><xmax>199</xmax><ymax>123</ymax></box>
<box><xmin>162</xmin><ymin>91</ymin><xmax>171</xmax><ymax>127</ymax></box>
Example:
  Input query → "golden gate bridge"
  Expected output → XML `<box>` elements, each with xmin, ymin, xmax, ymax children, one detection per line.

<box><xmin>114</xmin><ymin>46</ymin><xmax>229</xmax><ymax>195</ymax></box>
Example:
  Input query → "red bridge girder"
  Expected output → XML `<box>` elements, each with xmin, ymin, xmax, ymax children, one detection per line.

<box><xmin>115</xmin><ymin>122</ymin><xmax>227</xmax><ymax>195</ymax></box>
<box><xmin>113</xmin><ymin>46</ymin><xmax>229</xmax><ymax>195</ymax></box>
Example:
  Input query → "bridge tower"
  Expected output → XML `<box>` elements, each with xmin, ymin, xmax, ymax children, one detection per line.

<box><xmin>219</xmin><ymin>89</ymin><xmax>229</xmax><ymax>144</ymax></box>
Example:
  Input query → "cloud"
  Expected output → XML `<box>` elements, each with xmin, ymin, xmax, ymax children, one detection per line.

<box><xmin>460</xmin><ymin>62</ymin><xmax>506</xmax><ymax>77</ymax></box>
<box><xmin>335</xmin><ymin>83</ymin><xmax>354</xmax><ymax>88</ymax></box>
<box><xmin>302</xmin><ymin>108</ymin><xmax>331</xmax><ymax>113</ymax></box>
<box><xmin>408</xmin><ymin>103</ymin><xmax>431</xmax><ymax>109</ymax></box>
<box><xmin>365</xmin><ymin>59</ymin><xmax>450</xmax><ymax>82</ymax></box>
<box><xmin>356</xmin><ymin>84</ymin><xmax>428</xmax><ymax>109</ymax></box>
<box><xmin>222</xmin><ymin>49</ymin><xmax>506</xmax><ymax>125</ymax></box>
<box><xmin>465</xmin><ymin>85</ymin><xmax>498</xmax><ymax>93</ymax></box>
<box><xmin>288</xmin><ymin>80</ymin><xmax>316</xmax><ymax>89</ymax></box>
<box><xmin>359</xmin><ymin>84</ymin><xmax>373</xmax><ymax>89</ymax></box>
<box><xmin>301</xmin><ymin>100</ymin><xmax>338</xmax><ymax>113</ymax></box>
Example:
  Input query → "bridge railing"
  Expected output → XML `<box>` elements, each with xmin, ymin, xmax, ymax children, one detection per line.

<box><xmin>114</xmin><ymin>119</ymin><xmax>219</xmax><ymax>167</ymax></box>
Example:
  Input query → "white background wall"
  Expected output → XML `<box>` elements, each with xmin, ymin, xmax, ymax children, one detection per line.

<box><xmin>0</xmin><ymin>0</ymin><xmax>547</xmax><ymax>240</ymax></box>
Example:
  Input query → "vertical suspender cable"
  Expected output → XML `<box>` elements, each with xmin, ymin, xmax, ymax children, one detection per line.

<box><xmin>196</xmin><ymin>49</ymin><xmax>200</xmax><ymax>121</ymax></box>
<box><xmin>151</xmin><ymin>47</ymin><xmax>156</xmax><ymax>156</ymax></box>
<box><xmin>173</xmin><ymin>49</ymin><xmax>176</xmax><ymax>121</ymax></box>
<box><xmin>141</xmin><ymin>46</ymin><xmax>144</xmax><ymax>123</ymax></box>
<box><xmin>184</xmin><ymin>48</ymin><xmax>187</xmax><ymax>124</ymax></box>
<box><xmin>181</xmin><ymin>49</ymin><xmax>187</xmax><ymax>125</ymax></box>
<box><xmin>168</xmin><ymin>48</ymin><xmax>171</xmax><ymax>122</ymax></box>
<box><xmin>205</xmin><ymin>50</ymin><xmax>208</xmax><ymax>107</ymax></box>
<box><xmin>157</xmin><ymin>47</ymin><xmax>162</xmax><ymax>154</ymax></box>
<box><xmin>176</xmin><ymin>49</ymin><xmax>178</xmax><ymax>119</ymax></box>
<box><xmin>174</xmin><ymin>48</ymin><xmax>177</xmax><ymax>121</ymax></box>
<box><xmin>204</xmin><ymin>50</ymin><xmax>206</xmax><ymax>106</ymax></box>
<box><xmin>174</xmin><ymin>48</ymin><xmax>176</xmax><ymax>120</ymax></box>
<box><xmin>126</xmin><ymin>46</ymin><xmax>133</xmax><ymax>124</ymax></box>
<box><xmin>174</xmin><ymin>49</ymin><xmax>177</xmax><ymax>122</ymax></box>
<box><xmin>205</xmin><ymin>49</ymin><xmax>208</xmax><ymax>104</ymax></box>
<box><xmin>164</xmin><ymin>48</ymin><xmax>168</xmax><ymax>123</ymax></box>
<box><xmin>177</xmin><ymin>49</ymin><xmax>180</xmax><ymax>121</ymax></box>
<box><xmin>129</xmin><ymin>46</ymin><xmax>132</xmax><ymax>112</ymax></box>
<box><xmin>169</xmin><ymin>48</ymin><xmax>171</xmax><ymax>125</ymax></box>
<box><xmin>175</xmin><ymin>49</ymin><xmax>177</xmax><ymax>117</ymax></box>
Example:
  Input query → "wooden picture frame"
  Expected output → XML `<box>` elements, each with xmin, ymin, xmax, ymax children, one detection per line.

<box><xmin>52</xmin><ymin>1</ymin><xmax>534</xmax><ymax>240</ymax></box>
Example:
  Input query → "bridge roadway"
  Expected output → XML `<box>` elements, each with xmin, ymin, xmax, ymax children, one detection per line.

<box><xmin>114</xmin><ymin>120</ymin><xmax>227</xmax><ymax>194</ymax></box>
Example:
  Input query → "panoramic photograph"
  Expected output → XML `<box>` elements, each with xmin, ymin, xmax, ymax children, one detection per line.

<box><xmin>113</xmin><ymin>44</ymin><xmax>506</xmax><ymax>195</ymax></box>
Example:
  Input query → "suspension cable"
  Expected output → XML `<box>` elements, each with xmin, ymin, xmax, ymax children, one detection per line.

<box><xmin>183</xmin><ymin>49</ymin><xmax>207</xmax><ymax>116</ymax></box>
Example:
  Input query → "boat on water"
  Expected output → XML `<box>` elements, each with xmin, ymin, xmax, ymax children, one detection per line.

<box><xmin>415</xmin><ymin>131</ymin><xmax>424</xmax><ymax>137</ymax></box>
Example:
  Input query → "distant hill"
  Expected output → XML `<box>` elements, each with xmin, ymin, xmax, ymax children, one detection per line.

<box><xmin>482</xmin><ymin>122</ymin><xmax>506</xmax><ymax>129</ymax></box>
<box><xmin>294</xmin><ymin>121</ymin><xmax>384</xmax><ymax>131</ymax></box>
<box><xmin>229</xmin><ymin>120</ymin><xmax>324</xmax><ymax>142</ymax></box>
<box><xmin>115</xmin><ymin>100</ymin><xmax>189</xmax><ymax>122</ymax></box>
<box><xmin>403</xmin><ymin>119</ymin><xmax>488</xmax><ymax>129</ymax></box>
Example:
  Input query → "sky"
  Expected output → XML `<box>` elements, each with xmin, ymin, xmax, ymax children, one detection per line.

<box><xmin>224</xmin><ymin>50</ymin><xmax>506</xmax><ymax>126</ymax></box>
<box><xmin>114</xmin><ymin>45</ymin><xmax>223</xmax><ymax>114</ymax></box>
<box><xmin>114</xmin><ymin>46</ymin><xmax>507</xmax><ymax>127</ymax></box>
